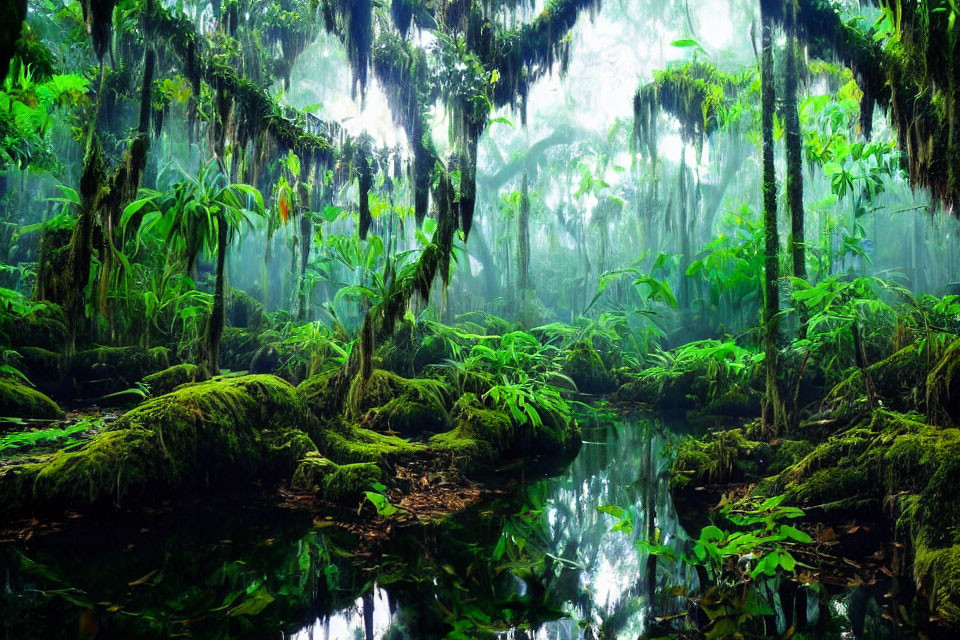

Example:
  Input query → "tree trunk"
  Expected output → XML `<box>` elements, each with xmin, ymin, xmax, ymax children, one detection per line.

<box><xmin>517</xmin><ymin>172</ymin><xmax>531</xmax><ymax>291</ymax></box>
<box><xmin>761</xmin><ymin>1</ymin><xmax>785</xmax><ymax>435</ymax></box>
<box><xmin>785</xmin><ymin>9</ymin><xmax>805</xmax><ymax>282</ymax></box>
<box><xmin>678</xmin><ymin>145</ymin><xmax>691</xmax><ymax>317</ymax></box>
<box><xmin>204</xmin><ymin>213</ymin><xmax>228</xmax><ymax>375</ymax></box>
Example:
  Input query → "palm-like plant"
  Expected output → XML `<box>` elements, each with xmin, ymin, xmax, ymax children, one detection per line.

<box><xmin>122</xmin><ymin>165</ymin><xmax>265</xmax><ymax>373</ymax></box>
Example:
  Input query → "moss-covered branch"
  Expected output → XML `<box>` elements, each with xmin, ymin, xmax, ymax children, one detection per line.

<box><xmin>148</xmin><ymin>4</ymin><xmax>336</xmax><ymax>167</ymax></box>
<box><xmin>778</xmin><ymin>0</ymin><xmax>959</xmax><ymax>211</ymax></box>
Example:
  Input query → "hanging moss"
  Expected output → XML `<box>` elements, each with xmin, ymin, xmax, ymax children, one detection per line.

<box><xmin>81</xmin><ymin>0</ymin><xmax>117</xmax><ymax>61</ymax></box>
<box><xmin>149</xmin><ymin>4</ymin><xmax>336</xmax><ymax>167</ymax></box>
<box><xmin>633</xmin><ymin>62</ymin><xmax>747</xmax><ymax>160</ymax></box>
<box><xmin>357</xmin><ymin>144</ymin><xmax>373</xmax><ymax>240</ymax></box>
<box><xmin>775</xmin><ymin>0</ymin><xmax>960</xmax><ymax>211</ymax></box>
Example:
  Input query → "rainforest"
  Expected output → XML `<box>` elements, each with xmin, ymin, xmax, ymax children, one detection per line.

<box><xmin>1</xmin><ymin>0</ymin><xmax>959</xmax><ymax>638</ymax></box>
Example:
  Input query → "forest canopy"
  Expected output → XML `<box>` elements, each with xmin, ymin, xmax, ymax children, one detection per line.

<box><xmin>3</xmin><ymin>0</ymin><xmax>960</xmax><ymax>639</ymax></box>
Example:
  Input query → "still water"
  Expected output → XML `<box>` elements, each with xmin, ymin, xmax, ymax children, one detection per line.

<box><xmin>0</xmin><ymin>413</ymin><xmax>897</xmax><ymax>639</ymax></box>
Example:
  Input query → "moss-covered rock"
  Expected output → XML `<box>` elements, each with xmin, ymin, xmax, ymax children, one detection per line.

<box><xmin>322</xmin><ymin>462</ymin><xmax>383</xmax><ymax>503</ymax></box>
<box><xmin>0</xmin><ymin>378</ymin><xmax>64</xmax><ymax>420</ymax></box>
<box><xmin>430</xmin><ymin>392</ymin><xmax>580</xmax><ymax>468</ymax></box>
<box><xmin>561</xmin><ymin>341</ymin><xmax>615</xmax><ymax>394</ymax></box>
<box><xmin>143</xmin><ymin>363</ymin><xmax>209</xmax><ymax>396</ymax></box>
<box><xmin>346</xmin><ymin>369</ymin><xmax>450</xmax><ymax>437</ymax></box>
<box><xmin>767</xmin><ymin>439</ymin><xmax>816</xmax><ymax>475</ymax></box>
<box><xmin>219</xmin><ymin>327</ymin><xmax>265</xmax><ymax>372</ymax></box>
<box><xmin>615</xmin><ymin>364</ymin><xmax>710</xmax><ymax>410</ymax></box>
<box><xmin>0</xmin><ymin>303</ymin><xmax>67</xmax><ymax>352</ymax></box>
<box><xmin>915</xmin><ymin>544</ymin><xmax>960</xmax><ymax>626</ymax></box>
<box><xmin>702</xmin><ymin>384</ymin><xmax>762</xmax><ymax>418</ymax></box>
<box><xmin>226</xmin><ymin>288</ymin><xmax>266</xmax><ymax>330</ymax></box>
<box><xmin>292</xmin><ymin>452</ymin><xmax>383</xmax><ymax>504</ymax></box>
<box><xmin>0</xmin><ymin>375</ymin><xmax>319</xmax><ymax>515</ymax></box>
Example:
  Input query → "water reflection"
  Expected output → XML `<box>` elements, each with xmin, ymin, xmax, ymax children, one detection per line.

<box><xmin>290</xmin><ymin>413</ymin><xmax>695</xmax><ymax>640</ymax></box>
<box><xmin>291</xmin><ymin>586</ymin><xmax>392</xmax><ymax>640</ymax></box>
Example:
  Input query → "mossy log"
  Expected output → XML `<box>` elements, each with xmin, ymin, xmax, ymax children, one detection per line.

<box><xmin>71</xmin><ymin>345</ymin><xmax>171</xmax><ymax>395</ymax></box>
<box><xmin>0</xmin><ymin>375</ymin><xmax>319</xmax><ymax>515</ymax></box>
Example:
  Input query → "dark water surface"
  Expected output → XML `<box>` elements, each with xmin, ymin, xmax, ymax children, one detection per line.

<box><xmin>0</xmin><ymin>413</ymin><xmax>901</xmax><ymax>639</ymax></box>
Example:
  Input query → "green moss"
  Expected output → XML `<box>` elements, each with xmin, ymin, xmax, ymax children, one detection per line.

<box><xmin>298</xmin><ymin>370</ymin><xmax>343</xmax><ymax>419</ymax></box>
<box><xmin>321</xmin><ymin>462</ymin><xmax>382</xmax><ymax>503</ymax></box>
<box><xmin>429</xmin><ymin>392</ymin><xmax>579</xmax><ymax>469</ymax></box>
<box><xmin>346</xmin><ymin>369</ymin><xmax>450</xmax><ymax>437</ymax></box>
<box><xmin>0</xmin><ymin>304</ymin><xmax>67</xmax><ymax>351</ymax></box>
<box><xmin>226</xmin><ymin>287</ymin><xmax>266</xmax><ymax>330</ymax></box>
<box><xmin>71</xmin><ymin>345</ymin><xmax>171</xmax><ymax>391</ymax></box>
<box><xmin>762</xmin><ymin>409</ymin><xmax>960</xmax><ymax>619</ymax></box>
<box><xmin>927</xmin><ymin>339</ymin><xmax>960</xmax><ymax>427</ymax></box>
<box><xmin>915</xmin><ymin>544</ymin><xmax>960</xmax><ymax>626</ymax></box>
<box><xmin>1</xmin><ymin>375</ymin><xmax>319</xmax><ymax>515</ymax></box>
<box><xmin>291</xmin><ymin>451</ymin><xmax>337</xmax><ymax>491</ymax></box>
<box><xmin>702</xmin><ymin>384</ymin><xmax>761</xmax><ymax>418</ymax></box>
<box><xmin>262</xmin><ymin>428</ymin><xmax>319</xmax><ymax>476</ymax></box>
<box><xmin>291</xmin><ymin>451</ymin><xmax>382</xmax><ymax>504</ymax></box>
<box><xmin>219</xmin><ymin>327</ymin><xmax>265</xmax><ymax>371</ymax></box>
<box><xmin>767</xmin><ymin>439</ymin><xmax>815</xmax><ymax>475</ymax></box>
<box><xmin>670</xmin><ymin>429</ymin><xmax>761</xmax><ymax>491</ymax></box>
<box><xmin>143</xmin><ymin>363</ymin><xmax>209</xmax><ymax>396</ymax></box>
<box><xmin>317</xmin><ymin>419</ymin><xmax>424</xmax><ymax>465</ymax></box>
<box><xmin>0</xmin><ymin>379</ymin><xmax>64</xmax><ymax>420</ymax></box>
<box><xmin>616</xmin><ymin>364</ymin><xmax>710</xmax><ymax>409</ymax></box>
<box><xmin>871</xmin><ymin>345</ymin><xmax>925</xmax><ymax>408</ymax></box>
<box><xmin>784</xmin><ymin>465</ymin><xmax>870</xmax><ymax>510</ymax></box>
<box><xmin>15</xmin><ymin>347</ymin><xmax>62</xmax><ymax>376</ymax></box>
<box><xmin>429</xmin><ymin>393</ymin><xmax>513</xmax><ymax>464</ymax></box>
<box><xmin>561</xmin><ymin>341</ymin><xmax>615</xmax><ymax>394</ymax></box>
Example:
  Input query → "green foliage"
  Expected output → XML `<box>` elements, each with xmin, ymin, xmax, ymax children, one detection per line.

<box><xmin>601</xmin><ymin>494</ymin><xmax>814</xmax><ymax>639</ymax></box>
<box><xmin>121</xmin><ymin>164</ymin><xmax>266</xmax><ymax>272</ymax></box>
<box><xmin>0</xmin><ymin>416</ymin><xmax>104</xmax><ymax>455</ymax></box>
<box><xmin>363</xmin><ymin>482</ymin><xmax>399</xmax><ymax>516</ymax></box>
<box><xmin>0</xmin><ymin>64</ymin><xmax>89</xmax><ymax>171</ymax></box>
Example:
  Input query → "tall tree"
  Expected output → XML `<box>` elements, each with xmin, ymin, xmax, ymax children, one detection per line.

<box><xmin>784</xmin><ymin>4</ymin><xmax>805</xmax><ymax>281</ymax></box>
<box><xmin>518</xmin><ymin>172</ymin><xmax>531</xmax><ymax>291</ymax></box>
<box><xmin>761</xmin><ymin>0</ymin><xmax>785</xmax><ymax>434</ymax></box>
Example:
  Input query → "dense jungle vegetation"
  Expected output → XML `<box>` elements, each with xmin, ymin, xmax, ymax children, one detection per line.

<box><xmin>1</xmin><ymin>0</ymin><xmax>960</xmax><ymax>638</ymax></box>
